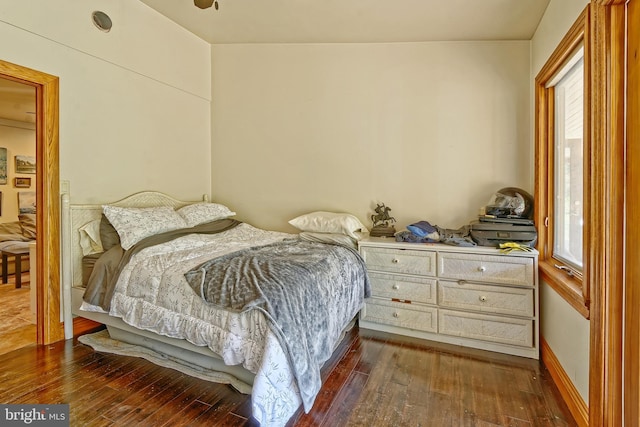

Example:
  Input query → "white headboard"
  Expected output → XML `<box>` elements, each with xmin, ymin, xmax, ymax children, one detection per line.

<box><xmin>62</xmin><ymin>191</ymin><xmax>209</xmax><ymax>289</ymax></box>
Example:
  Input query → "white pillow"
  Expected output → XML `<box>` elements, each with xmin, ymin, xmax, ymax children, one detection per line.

<box><xmin>102</xmin><ymin>205</ymin><xmax>188</xmax><ymax>250</ymax></box>
<box><xmin>288</xmin><ymin>211</ymin><xmax>368</xmax><ymax>239</ymax></box>
<box><xmin>78</xmin><ymin>219</ymin><xmax>103</xmax><ymax>256</ymax></box>
<box><xmin>176</xmin><ymin>202</ymin><xmax>236</xmax><ymax>227</ymax></box>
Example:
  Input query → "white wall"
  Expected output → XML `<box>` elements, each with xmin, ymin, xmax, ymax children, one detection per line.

<box><xmin>531</xmin><ymin>0</ymin><xmax>591</xmax><ymax>404</ymax></box>
<box><xmin>0</xmin><ymin>0</ymin><xmax>212</xmax><ymax>203</ymax></box>
<box><xmin>211</xmin><ymin>41</ymin><xmax>531</xmax><ymax>232</ymax></box>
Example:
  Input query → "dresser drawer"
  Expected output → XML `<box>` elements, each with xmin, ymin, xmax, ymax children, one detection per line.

<box><xmin>362</xmin><ymin>299</ymin><xmax>437</xmax><ymax>333</ymax></box>
<box><xmin>369</xmin><ymin>272</ymin><xmax>437</xmax><ymax>304</ymax></box>
<box><xmin>437</xmin><ymin>252</ymin><xmax>534</xmax><ymax>286</ymax></box>
<box><xmin>438</xmin><ymin>309</ymin><xmax>533</xmax><ymax>348</ymax></box>
<box><xmin>438</xmin><ymin>280</ymin><xmax>534</xmax><ymax>317</ymax></box>
<box><xmin>361</xmin><ymin>246</ymin><xmax>436</xmax><ymax>276</ymax></box>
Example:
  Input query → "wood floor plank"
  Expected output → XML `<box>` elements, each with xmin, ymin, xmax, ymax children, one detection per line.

<box><xmin>0</xmin><ymin>277</ymin><xmax>35</xmax><ymax>356</ymax></box>
<box><xmin>467</xmin><ymin>363</ymin><xmax>508</xmax><ymax>425</ymax></box>
<box><xmin>71</xmin><ymin>383</ymin><xmax>127</xmax><ymax>425</ymax></box>
<box><xmin>399</xmin><ymin>345</ymin><xmax>431</xmax><ymax>406</ymax></box>
<box><xmin>354</xmin><ymin>329</ymin><xmax>392</xmax><ymax>375</ymax></box>
<box><xmin>419</xmin><ymin>391</ymin><xmax>455</xmax><ymax>427</ymax></box>
<box><xmin>1</xmin><ymin>350</ymin><xmax>105</xmax><ymax>403</ymax></box>
<box><xmin>0</xmin><ymin>326</ymin><xmax>578</xmax><ymax>427</ymax></box>
<box><xmin>292</xmin><ymin>330</ymin><xmax>364</xmax><ymax>426</ymax></box>
<box><xmin>70</xmin><ymin>356</ymin><xmax>175</xmax><ymax>423</ymax></box>
<box><xmin>0</xmin><ymin>325</ymin><xmax>36</xmax><ymax>355</ymax></box>
<box><xmin>141</xmin><ymin>377</ymin><xmax>231</xmax><ymax>426</ymax></box>
<box><xmin>114</xmin><ymin>373</ymin><xmax>197</xmax><ymax>425</ymax></box>
<box><xmin>98</xmin><ymin>366</ymin><xmax>188</xmax><ymax>423</ymax></box>
<box><xmin>427</xmin><ymin>350</ymin><xmax>457</xmax><ymax>396</ymax></box>
<box><xmin>369</xmin><ymin>381</ymin><xmax>409</xmax><ymax>426</ymax></box>
<box><xmin>195</xmin><ymin>383</ymin><xmax>248</xmax><ymax>417</ymax></box>
<box><xmin>318</xmin><ymin>370</ymin><xmax>369</xmax><ymax>426</ymax></box>
<box><xmin>160</xmin><ymin>400</ymin><xmax>215</xmax><ymax>427</ymax></box>
<box><xmin>195</xmin><ymin>407</ymin><xmax>252</xmax><ymax>426</ymax></box>
<box><xmin>344</xmin><ymin>343</ymin><xmax>400</xmax><ymax>423</ymax></box>
<box><xmin>17</xmin><ymin>352</ymin><xmax>146</xmax><ymax>405</ymax></box>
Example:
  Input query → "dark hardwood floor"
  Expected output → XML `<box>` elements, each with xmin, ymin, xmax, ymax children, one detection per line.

<box><xmin>0</xmin><ymin>324</ymin><xmax>577</xmax><ymax>426</ymax></box>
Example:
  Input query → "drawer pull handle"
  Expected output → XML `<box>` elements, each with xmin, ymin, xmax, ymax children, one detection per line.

<box><xmin>479</xmin><ymin>295</ymin><xmax>487</xmax><ymax>302</ymax></box>
<box><xmin>478</xmin><ymin>266</ymin><xmax>486</xmax><ymax>272</ymax></box>
<box><xmin>393</xmin><ymin>312</ymin><xmax>399</xmax><ymax>318</ymax></box>
<box><xmin>457</xmin><ymin>280</ymin><xmax>467</xmax><ymax>285</ymax></box>
<box><xmin>392</xmin><ymin>258</ymin><xmax>399</xmax><ymax>264</ymax></box>
<box><xmin>392</xmin><ymin>284</ymin><xmax>399</xmax><ymax>290</ymax></box>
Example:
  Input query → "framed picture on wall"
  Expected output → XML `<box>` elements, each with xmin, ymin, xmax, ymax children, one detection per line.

<box><xmin>0</xmin><ymin>148</ymin><xmax>7</xmax><ymax>185</ymax></box>
<box><xmin>14</xmin><ymin>177</ymin><xmax>31</xmax><ymax>188</ymax></box>
<box><xmin>15</xmin><ymin>155</ymin><xmax>36</xmax><ymax>174</ymax></box>
<box><xmin>18</xmin><ymin>191</ymin><xmax>36</xmax><ymax>214</ymax></box>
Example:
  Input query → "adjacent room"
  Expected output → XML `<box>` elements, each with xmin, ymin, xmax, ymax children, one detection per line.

<box><xmin>0</xmin><ymin>78</ymin><xmax>37</xmax><ymax>355</ymax></box>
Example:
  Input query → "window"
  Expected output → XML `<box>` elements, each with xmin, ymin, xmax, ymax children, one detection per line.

<box><xmin>552</xmin><ymin>50</ymin><xmax>584</xmax><ymax>271</ymax></box>
<box><xmin>535</xmin><ymin>6</ymin><xmax>590</xmax><ymax>318</ymax></box>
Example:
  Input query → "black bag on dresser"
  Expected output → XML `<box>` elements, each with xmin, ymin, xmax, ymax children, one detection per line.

<box><xmin>470</xmin><ymin>219</ymin><xmax>537</xmax><ymax>247</ymax></box>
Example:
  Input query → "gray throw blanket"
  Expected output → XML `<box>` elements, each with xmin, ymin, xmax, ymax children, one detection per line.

<box><xmin>183</xmin><ymin>239</ymin><xmax>370</xmax><ymax>412</ymax></box>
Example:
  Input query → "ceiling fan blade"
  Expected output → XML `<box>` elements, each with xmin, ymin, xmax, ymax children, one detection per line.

<box><xmin>194</xmin><ymin>0</ymin><xmax>214</xmax><ymax>9</ymax></box>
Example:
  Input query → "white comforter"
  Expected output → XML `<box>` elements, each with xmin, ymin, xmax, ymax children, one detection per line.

<box><xmin>83</xmin><ymin>224</ymin><xmax>314</xmax><ymax>426</ymax></box>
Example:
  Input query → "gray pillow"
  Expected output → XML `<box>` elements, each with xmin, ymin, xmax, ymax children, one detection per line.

<box><xmin>100</xmin><ymin>214</ymin><xmax>120</xmax><ymax>251</ymax></box>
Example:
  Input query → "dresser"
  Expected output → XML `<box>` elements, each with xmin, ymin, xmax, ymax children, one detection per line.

<box><xmin>358</xmin><ymin>237</ymin><xmax>539</xmax><ymax>359</ymax></box>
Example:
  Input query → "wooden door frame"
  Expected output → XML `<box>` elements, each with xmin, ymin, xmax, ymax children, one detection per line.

<box><xmin>0</xmin><ymin>59</ymin><xmax>62</xmax><ymax>345</ymax></box>
<box><xmin>588</xmin><ymin>1</ymin><xmax>627</xmax><ymax>426</ymax></box>
<box><xmin>624</xmin><ymin>0</ymin><xmax>639</xmax><ymax>424</ymax></box>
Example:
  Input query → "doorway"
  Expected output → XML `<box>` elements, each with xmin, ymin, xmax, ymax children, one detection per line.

<box><xmin>0</xmin><ymin>77</ymin><xmax>37</xmax><ymax>354</ymax></box>
<box><xmin>0</xmin><ymin>59</ymin><xmax>62</xmax><ymax>345</ymax></box>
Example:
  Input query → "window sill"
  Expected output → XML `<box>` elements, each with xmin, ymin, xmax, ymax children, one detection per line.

<box><xmin>539</xmin><ymin>261</ymin><xmax>590</xmax><ymax>319</ymax></box>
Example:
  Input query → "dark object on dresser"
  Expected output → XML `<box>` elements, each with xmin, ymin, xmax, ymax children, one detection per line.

<box><xmin>470</xmin><ymin>219</ymin><xmax>537</xmax><ymax>247</ymax></box>
<box><xmin>370</xmin><ymin>203</ymin><xmax>396</xmax><ymax>237</ymax></box>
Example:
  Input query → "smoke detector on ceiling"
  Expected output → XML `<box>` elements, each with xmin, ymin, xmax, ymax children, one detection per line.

<box><xmin>92</xmin><ymin>11</ymin><xmax>112</xmax><ymax>32</ymax></box>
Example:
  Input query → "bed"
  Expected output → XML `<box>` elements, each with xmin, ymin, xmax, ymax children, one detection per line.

<box><xmin>64</xmin><ymin>191</ymin><xmax>370</xmax><ymax>426</ymax></box>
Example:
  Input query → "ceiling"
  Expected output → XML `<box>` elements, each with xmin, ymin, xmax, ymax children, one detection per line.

<box><xmin>0</xmin><ymin>79</ymin><xmax>35</xmax><ymax>125</ymax></box>
<box><xmin>138</xmin><ymin>0</ymin><xmax>551</xmax><ymax>44</ymax></box>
